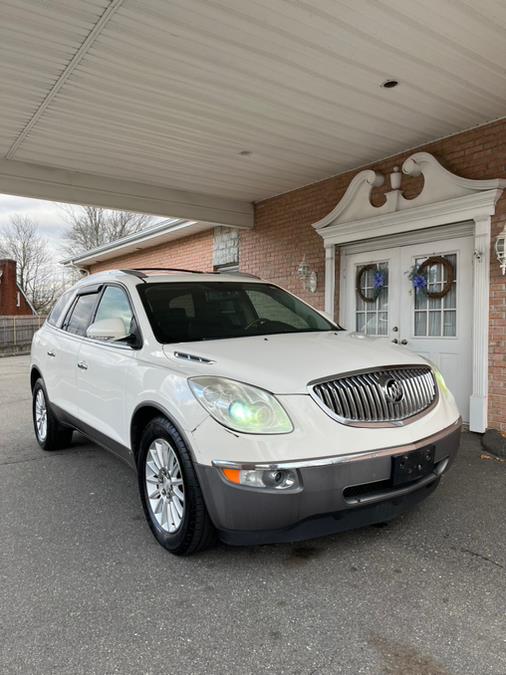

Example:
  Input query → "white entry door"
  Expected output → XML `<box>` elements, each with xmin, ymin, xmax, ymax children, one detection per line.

<box><xmin>345</xmin><ymin>237</ymin><xmax>474</xmax><ymax>422</ymax></box>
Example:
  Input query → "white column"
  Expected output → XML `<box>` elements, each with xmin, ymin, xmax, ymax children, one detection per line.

<box><xmin>324</xmin><ymin>243</ymin><xmax>336</xmax><ymax>318</ymax></box>
<box><xmin>469</xmin><ymin>216</ymin><xmax>491</xmax><ymax>433</ymax></box>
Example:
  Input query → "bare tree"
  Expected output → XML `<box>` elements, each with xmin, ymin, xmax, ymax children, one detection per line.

<box><xmin>61</xmin><ymin>205</ymin><xmax>153</xmax><ymax>256</ymax></box>
<box><xmin>0</xmin><ymin>215</ymin><xmax>62</xmax><ymax>313</ymax></box>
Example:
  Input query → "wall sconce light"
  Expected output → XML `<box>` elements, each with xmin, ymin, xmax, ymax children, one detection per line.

<box><xmin>496</xmin><ymin>226</ymin><xmax>506</xmax><ymax>275</ymax></box>
<box><xmin>297</xmin><ymin>255</ymin><xmax>318</xmax><ymax>293</ymax></box>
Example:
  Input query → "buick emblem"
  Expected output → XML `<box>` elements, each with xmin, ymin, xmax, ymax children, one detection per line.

<box><xmin>379</xmin><ymin>376</ymin><xmax>404</xmax><ymax>403</ymax></box>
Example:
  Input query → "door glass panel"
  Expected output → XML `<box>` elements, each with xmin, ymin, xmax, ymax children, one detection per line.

<box><xmin>429</xmin><ymin>310</ymin><xmax>441</xmax><ymax>336</ymax></box>
<box><xmin>414</xmin><ymin>311</ymin><xmax>427</xmax><ymax>336</ymax></box>
<box><xmin>64</xmin><ymin>293</ymin><xmax>99</xmax><ymax>336</ymax></box>
<box><xmin>355</xmin><ymin>262</ymin><xmax>388</xmax><ymax>336</ymax></box>
<box><xmin>414</xmin><ymin>254</ymin><xmax>457</xmax><ymax>337</ymax></box>
<box><xmin>443</xmin><ymin>310</ymin><xmax>457</xmax><ymax>336</ymax></box>
<box><xmin>94</xmin><ymin>286</ymin><xmax>135</xmax><ymax>336</ymax></box>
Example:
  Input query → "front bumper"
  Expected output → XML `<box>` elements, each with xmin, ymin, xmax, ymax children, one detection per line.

<box><xmin>195</xmin><ymin>418</ymin><xmax>462</xmax><ymax>545</ymax></box>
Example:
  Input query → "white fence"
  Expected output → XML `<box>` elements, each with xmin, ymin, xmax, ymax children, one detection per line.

<box><xmin>0</xmin><ymin>315</ymin><xmax>45</xmax><ymax>354</ymax></box>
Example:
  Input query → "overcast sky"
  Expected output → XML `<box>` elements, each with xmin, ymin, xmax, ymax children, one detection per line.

<box><xmin>0</xmin><ymin>193</ymin><xmax>68</xmax><ymax>260</ymax></box>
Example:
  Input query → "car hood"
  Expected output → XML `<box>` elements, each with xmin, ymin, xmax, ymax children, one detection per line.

<box><xmin>162</xmin><ymin>331</ymin><xmax>429</xmax><ymax>394</ymax></box>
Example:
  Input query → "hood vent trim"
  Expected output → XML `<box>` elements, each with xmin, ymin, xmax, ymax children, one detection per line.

<box><xmin>173</xmin><ymin>351</ymin><xmax>215</xmax><ymax>364</ymax></box>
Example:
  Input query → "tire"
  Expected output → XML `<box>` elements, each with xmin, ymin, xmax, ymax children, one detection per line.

<box><xmin>137</xmin><ymin>416</ymin><xmax>216</xmax><ymax>555</ymax></box>
<box><xmin>32</xmin><ymin>379</ymin><xmax>73</xmax><ymax>451</ymax></box>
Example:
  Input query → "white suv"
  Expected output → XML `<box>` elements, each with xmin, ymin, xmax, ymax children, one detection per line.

<box><xmin>31</xmin><ymin>269</ymin><xmax>461</xmax><ymax>555</ymax></box>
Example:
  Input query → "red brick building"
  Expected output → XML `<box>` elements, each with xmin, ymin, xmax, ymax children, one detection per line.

<box><xmin>0</xmin><ymin>259</ymin><xmax>36</xmax><ymax>316</ymax></box>
<box><xmin>66</xmin><ymin>118</ymin><xmax>506</xmax><ymax>434</ymax></box>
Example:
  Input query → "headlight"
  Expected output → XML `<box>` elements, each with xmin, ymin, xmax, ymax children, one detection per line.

<box><xmin>426</xmin><ymin>362</ymin><xmax>449</xmax><ymax>396</ymax></box>
<box><xmin>433</xmin><ymin>367</ymin><xmax>449</xmax><ymax>396</ymax></box>
<box><xmin>188</xmin><ymin>376</ymin><xmax>293</xmax><ymax>434</ymax></box>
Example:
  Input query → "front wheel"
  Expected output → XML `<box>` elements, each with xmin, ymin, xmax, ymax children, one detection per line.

<box><xmin>137</xmin><ymin>416</ymin><xmax>216</xmax><ymax>555</ymax></box>
<box><xmin>32</xmin><ymin>379</ymin><xmax>73</xmax><ymax>451</ymax></box>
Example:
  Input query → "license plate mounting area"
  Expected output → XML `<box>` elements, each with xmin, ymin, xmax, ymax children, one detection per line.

<box><xmin>391</xmin><ymin>446</ymin><xmax>435</xmax><ymax>487</ymax></box>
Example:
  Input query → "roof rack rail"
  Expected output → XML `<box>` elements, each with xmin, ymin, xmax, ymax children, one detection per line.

<box><xmin>120</xmin><ymin>269</ymin><xmax>148</xmax><ymax>280</ymax></box>
<box><xmin>120</xmin><ymin>267</ymin><xmax>215</xmax><ymax>280</ymax></box>
<box><xmin>119</xmin><ymin>268</ymin><xmax>261</xmax><ymax>281</ymax></box>
<box><xmin>232</xmin><ymin>272</ymin><xmax>261</xmax><ymax>279</ymax></box>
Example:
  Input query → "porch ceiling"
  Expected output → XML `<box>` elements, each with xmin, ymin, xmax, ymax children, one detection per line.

<box><xmin>2</xmin><ymin>0</ymin><xmax>506</xmax><ymax>219</ymax></box>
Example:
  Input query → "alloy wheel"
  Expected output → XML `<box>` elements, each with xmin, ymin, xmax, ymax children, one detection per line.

<box><xmin>145</xmin><ymin>438</ymin><xmax>185</xmax><ymax>533</ymax></box>
<box><xmin>35</xmin><ymin>389</ymin><xmax>48</xmax><ymax>442</ymax></box>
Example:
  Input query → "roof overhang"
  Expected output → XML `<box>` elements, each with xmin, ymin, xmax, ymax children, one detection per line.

<box><xmin>0</xmin><ymin>158</ymin><xmax>254</xmax><ymax>228</ymax></box>
<box><xmin>2</xmin><ymin>1</ymin><xmax>506</xmax><ymax>217</ymax></box>
<box><xmin>61</xmin><ymin>218</ymin><xmax>220</xmax><ymax>267</ymax></box>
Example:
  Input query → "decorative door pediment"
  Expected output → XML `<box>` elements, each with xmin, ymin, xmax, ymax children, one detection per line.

<box><xmin>313</xmin><ymin>152</ymin><xmax>506</xmax><ymax>231</ymax></box>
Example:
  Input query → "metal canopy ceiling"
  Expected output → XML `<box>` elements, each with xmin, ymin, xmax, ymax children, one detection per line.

<box><xmin>1</xmin><ymin>0</ymin><xmax>506</xmax><ymax>223</ymax></box>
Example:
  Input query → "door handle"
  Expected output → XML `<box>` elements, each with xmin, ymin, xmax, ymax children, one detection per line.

<box><xmin>77</xmin><ymin>361</ymin><xmax>88</xmax><ymax>370</ymax></box>
<box><xmin>400</xmin><ymin>339</ymin><xmax>408</xmax><ymax>345</ymax></box>
<box><xmin>391</xmin><ymin>339</ymin><xmax>399</xmax><ymax>344</ymax></box>
<box><xmin>47</xmin><ymin>350</ymin><xmax>55</xmax><ymax>357</ymax></box>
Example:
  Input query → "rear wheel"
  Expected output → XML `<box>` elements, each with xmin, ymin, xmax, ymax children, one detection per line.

<box><xmin>137</xmin><ymin>416</ymin><xmax>216</xmax><ymax>555</ymax></box>
<box><xmin>32</xmin><ymin>379</ymin><xmax>73</xmax><ymax>451</ymax></box>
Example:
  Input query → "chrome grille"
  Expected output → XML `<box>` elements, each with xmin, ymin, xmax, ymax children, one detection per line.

<box><xmin>310</xmin><ymin>366</ymin><xmax>437</xmax><ymax>425</ymax></box>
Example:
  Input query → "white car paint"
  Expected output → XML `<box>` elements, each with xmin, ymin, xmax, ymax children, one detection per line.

<box><xmin>31</xmin><ymin>269</ymin><xmax>460</xmax><ymax>470</ymax></box>
<box><xmin>31</xmin><ymin>271</ymin><xmax>461</xmax><ymax>553</ymax></box>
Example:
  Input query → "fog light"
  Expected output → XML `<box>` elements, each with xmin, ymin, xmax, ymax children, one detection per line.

<box><xmin>262</xmin><ymin>469</ymin><xmax>297</xmax><ymax>489</ymax></box>
<box><xmin>221</xmin><ymin>467</ymin><xmax>299</xmax><ymax>490</ymax></box>
<box><xmin>263</xmin><ymin>470</ymin><xmax>284</xmax><ymax>486</ymax></box>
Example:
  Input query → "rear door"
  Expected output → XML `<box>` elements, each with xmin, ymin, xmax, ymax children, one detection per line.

<box><xmin>39</xmin><ymin>289</ymin><xmax>75</xmax><ymax>404</ymax></box>
<box><xmin>51</xmin><ymin>286</ymin><xmax>102</xmax><ymax>418</ymax></box>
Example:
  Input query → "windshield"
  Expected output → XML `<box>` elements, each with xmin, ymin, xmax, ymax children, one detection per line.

<box><xmin>137</xmin><ymin>282</ymin><xmax>339</xmax><ymax>343</ymax></box>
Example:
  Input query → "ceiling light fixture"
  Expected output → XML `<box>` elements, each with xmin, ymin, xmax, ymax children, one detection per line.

<box><xmin>381</xmin><ymin>79</ymin><xmax>399</xmax><ymax>89</ymax></box>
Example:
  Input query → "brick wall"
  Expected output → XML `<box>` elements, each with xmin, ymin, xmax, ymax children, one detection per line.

<box><xmin>241</xmin><ymin>118</ymin><xmax>506</xmax><ymax>431</ymax></box>
<box><xmin>0</xmin><ymin>259</ymin><xmax>34</xmax><ymax>316</ymax></box>
<box><xmin>89</xmin><ymin>229</ymin><xmax>214</xmax><ymax>274</ymax></box>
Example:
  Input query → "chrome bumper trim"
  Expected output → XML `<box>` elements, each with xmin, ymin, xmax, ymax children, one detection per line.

<box><xmin>212</xmin><ymin>417</ymin><xmax>462</xmax><ymax>471</ymax></box>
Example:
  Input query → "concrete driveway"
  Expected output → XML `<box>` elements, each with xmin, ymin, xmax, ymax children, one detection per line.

<box><xmin>0</xmin><ymin>355</ymin><xmax>504</xmax><ymax>675</ymax></box>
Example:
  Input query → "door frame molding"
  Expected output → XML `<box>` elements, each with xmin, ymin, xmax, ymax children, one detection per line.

<box><xmin>312</xmin><ymin>153</ymin><xmax>506</xmax><ymax>433</ymax></box>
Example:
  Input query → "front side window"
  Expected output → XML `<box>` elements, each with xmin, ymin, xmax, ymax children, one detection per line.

<box><xmin>138</xmin><ymin>282</ymin><xmax>338</xmax><ymax>343</ymax></box>
<box><xmin>94</xmin><ymin>286</ymin><xmax>135</xmax><ymax>336</ymax></box>
<box><xmin>63</xmin><ymin>293</ymin><xmax>99</xmax><ymax>336</ymax></box>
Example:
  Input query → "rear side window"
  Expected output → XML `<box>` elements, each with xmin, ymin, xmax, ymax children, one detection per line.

<box><xmin>47</xmin><ymin>290</ymin><xmax>74</xmax><ymax>327</ymax></box>
<box><xmin>63</xmin><ymin>293</ymin><xmax>99</xmax><ymax>336</ymax></box>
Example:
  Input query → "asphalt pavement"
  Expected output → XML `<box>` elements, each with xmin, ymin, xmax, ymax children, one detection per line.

<box><xmin>0</xmin><ymin>355</ymin><xmax>505</xmax><ymax>674</ymax></box>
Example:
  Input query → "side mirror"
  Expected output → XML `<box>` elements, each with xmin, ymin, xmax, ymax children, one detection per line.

<box><xmin>86</xmin><ymin>318</ymin><xmax>129</xmax><ymax>342</ymax></box>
